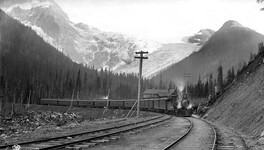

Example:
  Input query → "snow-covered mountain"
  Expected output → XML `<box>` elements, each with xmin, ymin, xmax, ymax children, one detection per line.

<box><xmin>1</xmin><ymin>0</ymin><xmax>161</xmax><ymax>69</ymax></box>
<box><xmin>182</xmin><ymin>29</ymin><xmax>215</xmax><ymax>45</ymax></box>
<box><xmin>113</xmin><ymin>29</ymin><xmax>215</xmax><ymax>78</ymax></box>
<box><xmin>1</xmin><ymin>0</ymin><xmax>209</xmax><ymax>77</ymax></box>
<box><xmin>113</xmin><ymin>43</ymin><xmax>201</xmax><ymax>78</ymax></box>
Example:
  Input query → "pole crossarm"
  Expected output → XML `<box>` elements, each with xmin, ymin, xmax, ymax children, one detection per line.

<box><xmin>135</xmin><ymin>51</ymin><xmax>148</xmax><ymax>54</ymax></box>
<box><xmin>134</xmin><ymin>51</ymin><xmax>148</xmax><ymax>117</ymax></box>
<box><xmin>134</xmin><ymin>56</ymin><xmax>148</xmax><ymax>59</ymax></box>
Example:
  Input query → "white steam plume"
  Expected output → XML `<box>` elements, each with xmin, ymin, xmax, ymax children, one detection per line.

<box><xmin>173</xmin><ymin>78</ymin><xmax>185</xmax><ymax>92</ymax></box>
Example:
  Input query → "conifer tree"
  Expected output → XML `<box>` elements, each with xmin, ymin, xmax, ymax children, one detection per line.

<box><xmin>209</xmin><ymin>73</ymin><xmax>213</xmax><ymax>96</ymax></box>
<box><xmin>226</xmin><ymin>69</ymin><xmax>233</xmax><ymax>86</ymax></box>
<box><xmin>159</xmin><ymin>73</ymin><xmax>163</xmax><ymax>89</ymax></box>
<box><xmin>217</xmin><ymin>63</ymin><xmax>223</xmax><ymax>92</ymax></box>
<box><xmin>76</xmin><ymin>69</ymin><xmax>81</xmax><ymax>99</ymax></box>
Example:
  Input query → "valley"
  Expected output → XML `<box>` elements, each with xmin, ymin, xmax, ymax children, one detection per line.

<box><xmin>0</xmin><ymin>0</ymin><xmax>264</xmax><ymax>149</ymax></box>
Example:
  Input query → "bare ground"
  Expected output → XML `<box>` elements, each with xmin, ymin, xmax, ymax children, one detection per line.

<box><xmin>87</xmin><ymin>117</ymin><xmax>190</xmax><ymax>150</ymax></box>
<box><xmin>171</xmin><ymin>117</ymin><xmax>215</xmax><ymax>150</ymax></box>
<box><xmin>0</xmin><ymin>104</ymin><xmax>156</xmax><ymax>146</ymax></box>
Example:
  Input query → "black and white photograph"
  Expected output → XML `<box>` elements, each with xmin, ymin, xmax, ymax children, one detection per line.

<box><xmin>0</xmin><ymin>0</ymin><xmax>264</xmax><ymax>149</ymax></box>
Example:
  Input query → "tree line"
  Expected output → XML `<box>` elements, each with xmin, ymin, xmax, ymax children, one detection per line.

<box><xmin>187</xmin><ymin>42</ymin><xmax>264</xmax><ymax>99</ymax></box>
<box><xmin>187</xmin><ymin>64</ymin><xmax>234</xmax><ymax>98</ymax></box>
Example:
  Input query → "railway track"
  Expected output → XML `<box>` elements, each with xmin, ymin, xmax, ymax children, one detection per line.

<box><xmin>163</xmin><ymin>117</ymin><xmax>217</xmax><ymax>150</ymax></box>
<box><xmin>0</xmin><ymin>115</ymin><xmax>171</xmax><ymax>150</ymax></box>
<box><xmin>210</xmin><ymin>122</ymin><xmax>240</xmax><ymax>150</ymax></box>
<box><xmin>162</xmin><ymin>117</ymin><xmax>193</xmax><ymax>150</ymax></box>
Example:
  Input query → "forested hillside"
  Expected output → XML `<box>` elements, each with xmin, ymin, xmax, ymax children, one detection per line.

<box><xmin>0</xmin><ymin>9</ymin><xmax>154</xmax><ymax>104</ymax></box>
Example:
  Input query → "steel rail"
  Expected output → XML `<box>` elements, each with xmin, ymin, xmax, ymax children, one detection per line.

<box><xmin>162</xmin><ymin>117</ymin><xmax>193</xmax><ymax>150</ymax></box>
<box><xmin>38</xmin><ymin>115</ymin><xmax>172</xmax><ymax>150</ymax></box>
<box><xmin>0</xmin><ymin>115</ymin><xmax>163</xmax><ymax>149</ymax></box>
<box><xmin>192</xmin><ymin>117</ymin><xmax>218</xmax><ymax>150</ymax></box>
<box><xmin>162</xmin><ymin>117</ymin><xmax>218</xmax><ymax>150</ymax></box>
<box><xmin>204</xmin><ymin>120</ymin><xmax>217</xmax><ymax>150</ymax></box>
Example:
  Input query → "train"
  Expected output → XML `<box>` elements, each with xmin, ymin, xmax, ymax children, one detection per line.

<box><xmin>40</xmin><ymin>92</ymin><xmax>194</xmax><ymax>117</ymax></box>
<box><xmin>172</xmin><ymin>93</ymin><xmax>193</xmax><ymax>116</ymax></box>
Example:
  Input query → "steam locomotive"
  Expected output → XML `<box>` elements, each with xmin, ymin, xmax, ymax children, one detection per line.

<box><xmin>172</xmin><ymin>93</ymin><xmax>193</xmax><ymax>117</ymax></box>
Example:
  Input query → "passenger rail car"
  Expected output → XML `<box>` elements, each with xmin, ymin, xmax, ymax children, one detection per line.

<box><xmin>40</xmin><ymin>97</ymin><xmax>174</xmax><ymax>113</ymax></box>
<box><xmin>41</xmin><ymin>93</ymin><xmax>193</xmax><ymax>116</ymax></box>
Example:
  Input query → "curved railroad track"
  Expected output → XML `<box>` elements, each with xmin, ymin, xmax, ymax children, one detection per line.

<box><xmin>162</xmin><ymin>117</ymin><xmax>193</xmax><ymax>150</ymax></box>
<box><xmin>163</xmin><ymin>117</ymin><xmax>217</xmax><ymax>150</ymax></box>
<box><xmin>0</xmin><ymin>115</ymin><xmax>171</xmax><ymax>150</ymax></box>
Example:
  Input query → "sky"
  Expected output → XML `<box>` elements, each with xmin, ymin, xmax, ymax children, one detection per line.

<box><xmin>55</xmin><ymin>0</ymin><xmax>264</xmax><ymax>43</ymax></box>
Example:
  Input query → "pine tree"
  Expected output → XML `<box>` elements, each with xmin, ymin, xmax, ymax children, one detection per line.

<box><xmin>83</xmin><ymin>71</ymin><xmax>88</xmax><ymax>98</ymax></box>
<box><xmin>226</xmin><ymin>69</ymin><xmax>233</xmax><ymax>86</ymax></box>
<box><xmin>159</xmin><ymin>73</ymin><xmax>163</xmax><ymax>89</ymax></box>
<box><xmin>63</xmin><ymin>70</ymin><xmax>70</xmax><ymax>98</ymax></box>
<box><xmin>69</xmin><ymin>78</ymin><xmax>73</xmax><ymax>97</ymax></box>
<box><xmin>197</xmin><ymin>75</ymin><xmax>202</xmax><ymax>97</ymax></box>
<box><xmin>96</xmin><ymin>75</ymin><xmax>100</xmax><ymax>94</ymax></box>
<box><xmin>0</xmin><ymin>75</ymin><xmax>5</xmax><ymax>117</ymax></box>
<box><xmin>76</xmin><ymin>69</ymin><xmax>82</xmax><ymax>99</ymax></box>
<box><xmin>209</xmin><ymin>73</ymin><xmax>213</xmax><ymax>96</ymax></box>
<box><xmin>204</xmin><ymin>81</ymin><xmax>209</xmax><ymax>97</ymax></box>
<box><xmin>217</xmin><ymin>63</ymin><xmax>223</xmax><ymax>92</ymax></box>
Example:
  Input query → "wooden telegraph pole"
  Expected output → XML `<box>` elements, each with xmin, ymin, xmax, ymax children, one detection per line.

<box><xmin>135</xmin><ymin>51</ymin><xmax>148</xmax><ymax>117</ymax></box>
<box><xmin>184</xmin><ymin>73</ymin><xmax>191</xmax><ymax>95</ymax></box>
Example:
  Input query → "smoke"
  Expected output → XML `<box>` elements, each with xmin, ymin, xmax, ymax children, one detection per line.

<box><xmin>177</xmin><ymin>92</ymin><xmax>183</xmax><ymax>109</ymax></box>
<box><xmin>172</xmin><ymin>78</ymin><xmax>187</xmax><ymax>109</ymax></box>
<box><xmin>172</xmin><ymin>78</ymin><xmax>185</xmax><ymax>109</ymax></box>
<box><xmin>187</xmin><ymin>103</ymin><xmax>193</xmax><ymax>109</ymax></box>
<box><xmin>173</xmin><ymin>78</ymin><xmax>185</xmax><ymax>92</ymax></box>
<box><xmin>177</xmin><ymin>101</ymin><xmax>182</xmax><ymax>109</ymax></box>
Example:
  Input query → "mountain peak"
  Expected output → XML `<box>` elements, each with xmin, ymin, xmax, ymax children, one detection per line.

<box><xmin>198</xmin><ymin>29</ymin><xmax>215</xmax><ymax>36</ymax></box>
<box><xmin>184</xmin><ymin>28</ymin><xmax>215</xmax><ymax>45</ymax></box>
<box><xmin>220</xmin><ymin>20</ymin><xmax>243</xmax><ymax>31</ymax></box>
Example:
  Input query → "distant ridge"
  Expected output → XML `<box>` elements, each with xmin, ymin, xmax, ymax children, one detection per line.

<box><xmin>153</xmin><ymin>20</ymin><xmax>264</xmax><ymax>84</ymax></box>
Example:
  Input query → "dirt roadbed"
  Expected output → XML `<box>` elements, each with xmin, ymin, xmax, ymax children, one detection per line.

<box><xmin>0</xmin><ymin>104</ymin><xmax>156</xmax><ymax>145</ymax></box>
<box><xmin>88</xmin><ymin>117</ymin><xmax>190</xmax><ymax>150</ymax></box>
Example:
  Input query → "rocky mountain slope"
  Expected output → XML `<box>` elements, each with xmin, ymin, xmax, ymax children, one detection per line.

<box><xmin>0</xmin><ymin>0</ymin><xmax>161</xmax><ymax>69</ymax></box>
<box><xmin>205</xmin><ymin>48</ymin><xmax>264</xmax><ymax>148</ymax></box>
<box><xmin>154</xmin><ymin>20</ymin><xmax>264</xmax><ymax>84</ymax></box>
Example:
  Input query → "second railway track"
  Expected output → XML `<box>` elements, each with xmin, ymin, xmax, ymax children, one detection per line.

<box><xmin>0</xmin><ymin>115</ymin><xmax>171</xmax><ymax>150</ymax></box>
<box><xmin>163</xmin><ymin>117</ymin><xmax>217</xmax><ymax>150</ymax></box>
